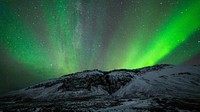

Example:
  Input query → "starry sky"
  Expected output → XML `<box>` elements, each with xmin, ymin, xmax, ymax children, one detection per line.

<box><xmin>0</xmin><ymin>0</ymin><xmax>200</xmax><ymax>94</ymax></box>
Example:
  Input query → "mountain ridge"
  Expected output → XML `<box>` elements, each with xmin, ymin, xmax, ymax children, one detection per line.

<box><xmin>0</xmin><ymin>64</ymin><xmax>200</xmax><ymax>111</ymax></box>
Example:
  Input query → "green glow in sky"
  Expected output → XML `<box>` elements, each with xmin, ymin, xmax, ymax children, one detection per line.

<box><xmin>0</xmin><ymin>0</ymin><xmax>200</xmax><ymax>93</ymax></box>
<box><xmin>127</xmin><ymin>1</ymin><xmax>200</xmax><ymax>68</ymax></box>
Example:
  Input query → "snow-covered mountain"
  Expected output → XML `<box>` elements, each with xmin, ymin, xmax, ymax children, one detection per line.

<box><xmin>0</xmin><ymin>64</ymin><xmax>200</xmax><ymax>111</ymax></box>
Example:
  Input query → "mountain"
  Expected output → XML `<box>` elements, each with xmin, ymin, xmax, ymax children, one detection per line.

<box><xmin>0</xmin><ymin>64</ymin><xmax>200</xmax><ymax>112</ymax></box>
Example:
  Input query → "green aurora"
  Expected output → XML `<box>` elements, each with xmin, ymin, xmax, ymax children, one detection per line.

<box><xmin>0</xmin><ymin>0</ymin><xmax>200</xmax><ymax>93</ymax></box>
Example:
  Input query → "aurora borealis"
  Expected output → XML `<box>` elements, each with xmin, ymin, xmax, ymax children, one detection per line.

<box><xmin>0</xmin><ymin>0</ymin><xmax>200</xmax><ymax>94</ymax></box>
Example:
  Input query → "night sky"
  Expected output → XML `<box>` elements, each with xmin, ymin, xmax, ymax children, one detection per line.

<box><xmin>0</xmin><ymin>0</ymin><xmax>200</xmax><ymax>94</ymax></box>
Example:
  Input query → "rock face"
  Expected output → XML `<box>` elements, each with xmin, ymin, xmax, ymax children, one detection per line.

<box><xmin>0</xmin><ymin>64</ymin><xmax>200</xmax><ymax>112</ymax></box>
